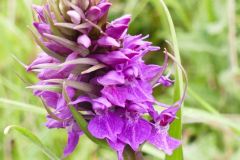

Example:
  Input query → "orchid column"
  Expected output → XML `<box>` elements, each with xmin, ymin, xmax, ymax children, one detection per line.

<box><xmin>27</xmin><ymin>0</ymin><xmax>182</xmax><ymax>159</ymax></box>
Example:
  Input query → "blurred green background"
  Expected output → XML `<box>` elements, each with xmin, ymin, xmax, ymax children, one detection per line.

<box><xmin>0</xmin><ymin>0</ymin><xmax>240</xmax><ymax>160</ymax></box>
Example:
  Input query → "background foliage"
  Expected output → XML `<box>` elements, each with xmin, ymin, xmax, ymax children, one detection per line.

<box><xmin>0</xmin><ymin>0</ymin><xmax>240</xmax><ymax>160</ymax></box>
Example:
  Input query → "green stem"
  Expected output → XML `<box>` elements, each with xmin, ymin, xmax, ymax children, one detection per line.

<box><xmin>123</xmin><ymin>146</ymin><xmax>136</xmax><ymax>160</ymax></box>
<box><xmin>135</xmin><ymin>151</ymin><xmax>144</xmax><ymax>160</ymax></box>
<box><xmin>158</xmin><ymin>0</ymin><xmax>184</xmax><ymax>160</ymax></box>
<box><xmin>123</xmin><ymin>146</ymin><xmax>144</xmax><ymax>160</ymax></box>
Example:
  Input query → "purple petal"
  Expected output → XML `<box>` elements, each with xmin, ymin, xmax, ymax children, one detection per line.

<box><xmin>122</xmin><ymin>34</ymin><xmax>160</xmax><ymax>55</ymax></box>
<box><xmin>44</xmin><ymin>41</ymin><xmax>72</xmax><ymax>56</ymax></box>
<box><xmin>70</xmin><ymin>96</ymin><xmax>92</xmax><ymax>105</ymax></box>
<box><xmin>112</xmin><ymin>15</ymin><xmax>131</xmax><ymax>26</ymax></box>
<box><xmin>119</xmin><ymin>118</ymin><xmax>152</xmax><ymax>151</ymax></box>
<box><xmin>101</xmin><ymin>80</ymin><xmax>154</xmax><ymax>107</ymax></box>
<box><xmin>96</xmin><ymin>51</ymin><xmax>129</xmax><ymax>66</ymax></box>
<box><xmin>108</xmin><ymin>139</ymin><xmax>125</xmax><ymax>160</ymax></box>
<box><xmin>56</xmin><ymin>96</ymin><xmax>67</xmax><ymax>111</ymax></box>
<box><xmin>45</xmin><ymin>108</ymin><xmax>72</xmax><ymax>128</ymax></box>
<box><xmin>106</xmin><ymin>24</ymin><xmax>128</xmax><ymax>39</ymax></box>
<box><xmin>123</xmin><ymin>66</ymin><xmax>139</xmax><ymax>78</ymax></box>
<box><xmin>32</xmin><ymin>5</ymin><xmax>46</xmax><ymax>22</ymax></box>
<box><xmin>27</xmin><ymin>53</ymin><xmax>57</xmax><ymax>71</ymax></box>
<box><xmin>123</xmin><ymin>34</ymin><xmax>142</xmax><ymax>49</ymax></box>
<box><xmin>38</xmin><ymin>52</ymin><xmax>78</xmax><ymax>79</ymax></box>
<box><xmin>101</xmin><ymin>86</ymin><xmax>127</xmax><ymax>107</ymax></box>
<box><xmin>88</xmin><ymin>111</ymin><xmax>124</xmax><ymax>142</ymax></box>
<box><xmin>38</xmin><ymin>69</ymin><xmax>66</xmax><ymax>80</ymax></box>
<box><xmin>98</xmin><ymin>70</ymin><xmax>125</xmax><ymax>86</ymax></box>
<box><xmin>127</xmin><ymin>102</ymin><xmax>149</xmax><ymax>113</ymax></box>
<box><xmin>140</xmin><ymin>64</ymin><xmax>163</xmax><ymax>81</ymax></box>
<box><xmin>67</xmin><ymin>10</ymin><xmax>81</xmax><ymax>24</ymax></box>
<box><xmin>95</xmin><ymin>51</ymin><xmax>129</xmax><ymax>66</ymax></box>
<box><xmin>58</xmin><ymin>52</ymin><xmax>79</xmax><ymax>74</ymax></box>
<box><xmin>106</xmin><ymin>15</ymin><xmax>131</xmax><ymax>39</ymax></box>
<box><xmin>148</xmin><ymin>127</ymin><xmax>181</xmax><ymax>155</ymax></box>
<box><xmin>86</xmin><ymin>6</ymin><xmax>101</xmax><ymax>21</ymax></box>
<box><xmin>98</xmin><ymin>36</ymin><xmax>120</xmax><ymax>47</ymax></box>
<box><xmin>97</xmin><ymin>2</ymin><xmax>111</xmax><ymax>17</ymax></box>
<box><xmin>46</xmin><ymin>118</ymin><xmax>64</xmax><ymax>128</ymax></box>
<box><xmin>158</xmin><ymin>76</ymin><xmax>174</xmax><ymax>87</ymax></box>
<box><xmin>77</xmin><ymin>34</ymin><xmax>91</xmax><ymax>48</ymax></box>
<box><xmin>33</xmin><ymin>22</ymin><xmax>51</xmax><ymax>35</ymax></box>
<box><xmin>92</xmin><ymin>97</ymin><xmax>111</xmax><ymax>110</ymax></box>
<box><xmin>157</xmin><ymin>107</ymin><xmax>179</xmax><ymax>126</ymax></box>
<box><xmin>120</xmin><ymin>48</ymin><xmax>139</xmax><ymax>58</ymax></box>
<box><xmin>125</xmin><ymin>80</ymin><xmax>154</xmax><ymax>103</ymax></box>
<box><xmin>39</xmin><ymin>91</ymin><xmax>60</xmax><ymax>109</ymax></box>
<box><xmin>64</xmin><ymin>132</ymin><xmax>81</xmax><ymax>157</ymax></box>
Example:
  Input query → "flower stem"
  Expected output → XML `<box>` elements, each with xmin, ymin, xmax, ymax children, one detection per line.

<box><xmin>123</xmin><ymin>146</ymin><xmax>144</xmax><ymax>160</ymax></box>
<box><xmin>135</xmin><ymin>151</ymin><xmax>144</xmax><ymax>160</ymax></box>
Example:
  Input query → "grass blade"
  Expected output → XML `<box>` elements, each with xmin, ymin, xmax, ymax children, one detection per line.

<box><xmin>4</xmin><ymin>125</ymin><xmax>60</xmax><ymax>160</ymax></box>
<box><xmin>154</xmin><ymin>0</ymin><xmax>185</xmax><ymax>159</ymax></box>
<box><xmin>0</xmin><ymin>98</ymin><xmax>45</xmax><ymax>115</ymax></box>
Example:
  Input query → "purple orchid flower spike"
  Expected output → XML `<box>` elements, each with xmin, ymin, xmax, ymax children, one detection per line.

<box><xmin>26</xmin><ymin>0</ymin><xmax>185</xmax><ymax>159</ymax></box>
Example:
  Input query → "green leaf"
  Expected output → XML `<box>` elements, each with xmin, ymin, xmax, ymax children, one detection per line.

<box><xmin>165</xmin><ymin>0</ymin><xmax>191</xmax><ymax>30</ymax></box>
<box><xmin>0</xmin><ymin>98</ymin><xmax>45</xmax><ymax>115</ymax></box>
<box><xmin>4</xmin><ymin>125</ymin><xmax>60</xmax><ymax>160</ymax></box>
<box><xmin>153</xmin><ymin>0</ymin><xmax>185</xmax><ymax>159</ymax></box>
<box><xmin>123</xmin><ymin>146</ymin><xmax>137</xmax><ymax>160</ymax></box>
